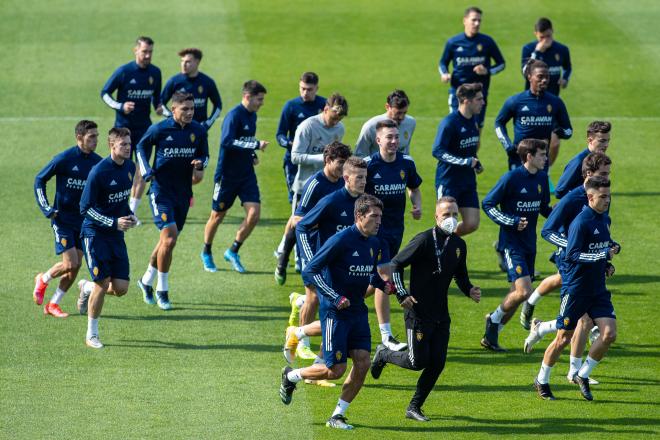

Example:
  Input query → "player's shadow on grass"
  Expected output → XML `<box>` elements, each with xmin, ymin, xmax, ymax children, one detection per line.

<box><xmin>184</xmin><ymin>216</ymin><xmax>289</xmax><ymax>226</ymax></box>
<box><xmin>104</xmin><ymin>313</ymin><xmax>281</xmax><ymax>322</ymax></box>
<box><xmin>174</xmin><ymin>302</ymin><xmax>289</xmax><ymax>313</ymax></box>
<box><xmin>443</xmin><ymin>347</ymin><xmax>540</xmax><ymax>365</ymax></box>
<box><xmin>606</xmin><ymin>274</ymin><xmax>660</xmax><ymax>285</ymax></box>
<box><xmin>109</xmin><ymin>339</ymin><xmax>279</xmax><ymax>352</ymax></box>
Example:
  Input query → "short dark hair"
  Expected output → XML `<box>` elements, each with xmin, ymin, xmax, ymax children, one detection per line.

<box><xmin>242</xmin><ymin>80</ymin><xmax>267</xmax><ymax>96</ymax></box>
<box><xmin>300</xmin><ymin>72</ymin><xmax>319</xmax><ymax>85</ymax></box>
<box><xmin>523</xmin><ymin>59</ymin><xmax>548</xmax><ymax>78</ymax></box>
<box><xmin>323</xmin><ymin>141</ymin><xmax>351</xmax><ymax>162</ymax></box>
<box><xmin>587</xmin><ymin>121</ymin><xmax>612</xmax><ymax>138</ymax></box>
<box><xmin>456</xmin><ymin>83</ymin><xmax>483</xmax><ymax>103</ymax></box>
<box><xmin>386</xmin><ymin>90</ymin><xmax>409</xmax><ymax>109</ymax></box>
<box><xmin>108</xmin><ymin>127</ymin><xmax>131</xmax><ymax>141</ymax></box>
<box><xmin>464</xmin><ymin>6</ymin><xmax>482</xmax><ymax>16</ymax></box>
<box><xmin>436</xmin><ymin>196</ymin><xmax>458</xmax><ymax>207</ymax></box>
<box><xmin>517</xmin><ymin>138</ymin><xmax>548</xmax><ymax>162</ymax></box>
<box><xmin>178</xmin><ymin>47</ymin><xmax>203</xmax><ymax>60</ymax></box>
<box><xmin>171</xmin><ymin>91</ymin><xmax>194</xmax><ymax>105</ymax></box>
<box><xmin>581</xmin><ymin>152</ymin><xmax>612</xmax><ymax>178</ymax></box>
<box><xmin>136</xmin><ymin>36</ymin><xmax>154</xmax><ymax>46</ymax></box>
<box><xmin>354</xmin><ymin>194</ymin><xmax>384</xmax><ymax>219</ymax></box>
<box><xmin>343</xmin><ymin>156</ymin><xmax>367</xmax><ymax>173</ymax></box>
<box><xmin>376</xmin><ymin>119</ymin><xmax>398</xmax><ymax>132</ymax></box>
<box><xmin>535</xmin><ymin>18</ymin><xmax>553</xmax><ymax>33</ymax></box>
<box><xmin>326</xmin><ymin>93</ymin><xmax>348</xmax><ymax>116</ymax></box>
<box><xmin>584</xmin><ymin>175</ymin><xmax>610</xmax><ymax>191</ymax></box>
<box><xmin>75</xmin><ymin>120</ymin><xmax>98</xmax><ymax>137</ymax></box>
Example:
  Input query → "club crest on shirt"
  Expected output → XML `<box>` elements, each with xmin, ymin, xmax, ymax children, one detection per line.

<box><xmin>219</xmin><ymin>202</ymin><xmax>225</xmax><ymax>210</ymax></box>
<box><xmin>336</xmin><ymin>351</ymin><xmax>342</xmax><ymax>361</ymax></box>
<box><xmin>400</xmin><ymin>170</ymin><xmax>406</xmax><ymax>181</ymax></box>
<box><xmin>416</xmin><ymin>331</ymin><xmax>423</xmax><ymax>341</ymax></box>
<box><xmin>547</xmin><ymin>104</ymin><xmax>552</xmax><ymax>113</ymax></box>
<box><xmin>404</xmin><ymin>131</ymin><xmax>409</xmax><ymax>140</ymax></box>
<box><xmin>93</xmin><ymin>267</ymin><xmax>99</xmax><ymax>276</ymax></box>
<box><xmin>538</xmin><ymin>184</ymin><xmax>542</xmax><ymax>194</ymax></box>
<box><xmin>161</xmin><ymin>213</ymin><xmax>168</xmax><ymax>222</ymax></box>
<box><xmin>61</xmin><ymin>238</ymin><xmax>67</xmax><ymax>247</ymax></box>
<box><xmin>515</xmin><ymin>265</ymin><xmax>522</xmax><ymax>275</ymax></box>
<box><xmin>190</xmin><ymin>133</ymin><xmax>196</xmax><ymax>143</ymax></box>
<box><xmin>555</xmin><ymin>53</ymin><xmax>560</xmax><ymax>62</ymax></box>
<box><xmin>370</xmin><ymin>248</ymin><xmax>374</xmax><ymax>258</ymax></box>
<box><xmin>456</xmin><ymin>248</ymin><xmax>461</xmax><ymax>259</ymax></box>
<box><xmin>477</xmin><ymin>43</ymin><xmax>483</xmax><ymax>52</ymax></box>
<box><xmin>563</xmin><ymin>317</ymin><xmax>570</xmax><ymax>327</ymax></box>
<box><xmin>148</xmin><ymin>76</ymin><xmax>154</xmax><ymax>85</ymax></box>
<box><xmin>128</xmin><ymin>172</ymin><xmax>133</xmax><ymax>182</ymax></box>
<box><xmin>198</xmin><ymin>85</ymin><xmax>204</xmax><ymax>94</ymax></box>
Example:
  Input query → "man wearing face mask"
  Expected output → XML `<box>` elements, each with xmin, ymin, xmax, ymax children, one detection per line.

<box><xmin>370</xmin><ymin>196</ymin><xmax>481</xmax><ymax>422</ymax></box>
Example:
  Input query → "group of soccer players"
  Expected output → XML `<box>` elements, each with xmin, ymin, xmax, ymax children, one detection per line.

<box><xmin>31</xmin><ymin>5</ymin><xmax>622</xmax><ymax>431</ymax></box>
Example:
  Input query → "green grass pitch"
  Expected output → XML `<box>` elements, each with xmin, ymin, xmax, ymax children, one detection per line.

<box><xmin>1</xmin><ymin>0</ymin><xmax>659</xmax><ymax>438</ymax></box>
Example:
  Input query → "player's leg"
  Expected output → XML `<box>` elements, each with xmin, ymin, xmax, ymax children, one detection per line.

<box><xmin>549</xmin><ymin>132</ymin><xmax>560</xmax><ymax>166</ymax></box>
<box><xmin>224</xmin><ymin>178</ymin><xmax>260</xmax><ymax>273</ymax></box>
<box><xmin>154</xmin><ymin>224</ymin><xmax>179</xmax><ymax>310</ymax></box>
<box><xmin>138</xmin><ymin>243</ymin><xmax>159</xmax><ymax>305</ymax></box>
<box><xmin>372</xmin><ymin>315</ymin><xmax>429</xmax><ymax>377</ymax></box>
<box><xmin>375</xmin><ymin>239</ymin><xmax>406</xmax><ymax>350</ymax></box>
<box><xmin>275</xmin><ymin>211</ymin><xmax>300</xmax><ymax>285</ymax></box>
<box><xmin>284</xmin><ymin>320</ymin><xmax>321</xmax><ymax>363</ymax></box>
<box><xmin>128</xmin><ymin>128</ymin><xmax>147</xmax><ymax>223</ymax></box>
<box><xmin>521</xmin><ymin>272</ymin><xmax>562</xmax><ymax>329</ymax></box>
<box><xmin>201</xmin><ymin>181</ymin><xmax>233</xmax><ymax>271</ymax></box>
<box><xmin>456</xmin><ymin>207</ymin><xmax>479</xmax><ymax>236</ymax></box>
<box><xmin>296</xmin><ymin>285</ymin><xmax>320</xmax><ymax>360</ymax></box>
<box><xmin>567</xmin><ymin>314</ymin><xmax>595</xmax><ymax>381</ymax></box>
<box><xmin>42</xmin><ymin>243</ymin><xmax>82</xmax><ymax>317</ymax></box>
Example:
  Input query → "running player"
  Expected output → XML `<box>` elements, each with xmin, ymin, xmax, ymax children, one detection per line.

<box><xmin>101</xmin><ymin>36</ymin><xmax>163</xmax><ymax>222</ymax></box>
<box><xmin>33</xmin><ymin>120</ymin><xmax>103</xmax><ymax>317</ymax></box>
<box><xmin>495</xmin><ymin>59</ymin><xmax>572</xmax><ymax>170</ymax></box>
<box><xmin>365</xmin><ymin>119</ymin><xmax>422</xmax><ymax>351</ymax></box>
<box><xmin>481</xmin><ymin>139</ymin><xmax>552</xmax><ymax>352</ymax></box>
<box><xmin>532</xmin><ymin>176</ymin><xmax>618</xmax><ymax>401</ymax></box>
<box><xmin>555</xmin><ymin>121</ymin><xmax>611</xmax><ymax>198</ymax></box>
<box><xmin>161</xmin><ymin>48</ymin><xmax>222</xmax><ymax>129</ymax></box>
<box><xmin>354</xmin><ymin>90</ymin><xmax>416</xmax><ymax>157</ymax></box>
<box><xmin>276</xmin><ymin>72</ymin><xmax>326</xmax><ymax>203</ymax></box>
<box><xmin>77</xmin><ymin>128</ymin><xmax>137</xmax><ymax>348</ymax></box>
<box><xmin>439</xmin><ymin>6</ymin><xmax>505</xmax><ymax>129</ymax></box>
<box><xmin>135</xmin><ymin>92</ymin><xmax>209</xmax><ymax>310</ymax></box>
<box><xmin>200</xmin><ymin>80</ymin><xmax>268</xmax><ymax>273</ymax></box>
<box><xmin>280</xmin><ymin>194</ymin><xmax>389</xmax><ymax>430</ymax></box>
<box><xmin>432</xmin><ymin>82</ymin><xmax>484</xmax><ymax>236</ymax></box>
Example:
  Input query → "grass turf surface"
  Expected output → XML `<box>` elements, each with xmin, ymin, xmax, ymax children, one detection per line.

<box><xmin>1</xmin><ymin>0</ymin><xmax>659</xmax><ymax>438</ymax></box>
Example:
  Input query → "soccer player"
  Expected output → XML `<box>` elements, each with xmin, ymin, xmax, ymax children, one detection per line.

<box><xmin>439</xmin><ymin>6</ymin><xmax>505</xmax><ymax>129</ymax></box>
<box><xmin>354</xmin><ymin>90</ymin><xmax>416</xmax><ymax>157</ymax></box>
<box><xmin>531</xmin><ymin>177</ymin><xmax>617</xmax><ymax>401</ymax></box>
<box><xmin>272</xmin><ymin>93</ymin><xmax>347</xmax><ymax>274</ymax></box>
<box><xmin>481</xmin><ymin>139</ymin><xmax>552</xmax><ymax>352</ymax></box>
<box><xmin>495</xmin><ymin>59</ymin><xmax>572</xmax><ymax>170</ymax></box>
<box><xmin>555</xmin><ymin>121</ymin><xmax>611</xmax><ymax>198</ymax></box>
<box><xmin>291</xmin><ymin>157</ymin><xmax>369</xmax><ymax>360</ymax></box>
<box><xmin>432</xmin><ymin>82</ymin><xmax>484</xmax><ymax>236</ymax></box>
<box><xmin>77</xmin><ymin>128</ymin><xmax>137</xmax><ymax>348</ymax></box>
<box><xmin>101</xmin><ymin>36</ymin><xmax>163</xmax><ymax>222</ymax></box>
<box><xmin>200</xmin><ymin>80</ymin><xmax>268</xmax><ymax>273</ymax></box>
<box><xmin>276</xmin><ymin>72</ymin><xmax>326</xmax><ymax>203</ymax></box>
<box><xmin>135</xmin><ymin>92</ymin><xmax>209</xmax><ymax>310</ymax></box>
<box><xmin>280</xmin><ymin>194</ymin><xmax>390</xmax><ymax>431</ymax></box>
<box><xmin>275</xmin><ymin>142</ymin><xmax>351</xmax><ymax>285</ymax></box>
<box><xmin>521</xmin><ymin>18</ymin><xmax>572</xmax><ymax>97</ymax></box>
<box><xmin>161</xmin><ymin>48</ymin><xmax>223</xmax><ymax>130</ymax></box>
<box><xmin>370</xmin><ymin>197</ymin><xmax>481</xmax><ymax>422</ymax></box>
<box><xmin>365</xmin><ymin>119</ymin><xmax>423</xmax><ymax>351</ymax></box>
<box><xmin>33</xmin><ymin>120</ymin><xmax>103</xmax><ymax>317</ymax></box>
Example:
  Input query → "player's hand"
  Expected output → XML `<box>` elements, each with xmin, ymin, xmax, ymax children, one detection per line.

<box><xmin>441</xmin><ymin>73</ymin><xmax>451</xmax><ymax>83</ymax></box>
<box><xmin>400</xmin><ymin>295</ymin><xmax>417</xmax><ymax>309</ymax></box>
<box><xmin>117</xmin><ymin>215</ymin><xmax>137</xmax><ymax>231</ymax></box>
<box><xmin>122</xmin><ymin>101</ymin><xmax>135</xmax><ymax>114</ymax></box>
<box><xmin>258</xmin><ymin>140</ymin><xmax>269</xmax><ymax>151</ymax></box>
<box><xmin>517</xmin><ymin>217</ymin><xmax>528</xmax><ymax>231</ymax></box>
<box><xmin>469</xmin><ymin>286</ymin><xmax>481</xmax><ymax>303</ymax></box>
<box><xmin>383</xmin><ymin>280</ymin><xmax>396</xmax><ymax>295</ymax></box>
<box><xmin>605</xmin><ymin>263</ymin><xmax>615</xmax><ymax>278</ymax></box>
<box><xmin>142</xmin><ymin>171</ymin><xmax>154</xmax><ymax>182</ymax></box>
<box><xmin>191</xmin><ymin>159</ymin><xmax>204</xmax><ymax>171</ymax></box>
<box><xmin>192</xmin><ymin>168</ymin><xmax>204</xmax><ymax>185</ymax></box>
<box><xmin>253</xmin><ymin>156</ymin><xmax>260</xmax><ymax>166</ymax></box>
<box><xmin>610</xmin><ymin>243</ymin><xmax>621</xmax><ymax>255</ymax></box>
<box><xmin>473</xmin><ymin>64</ymin><xmax>488</xmax><ymax>75</ymax></box>
<box><xmin>559</xmin><ymin>78</ymin><xmax>568</xmax><ymax>89</ymax></box>
<box><xmin>608</xmin><ymin>246</ymin><xmax>618</xmax><ymax>259</ymax></box>
<box><xmin>535</xmin><ymin>38</ymin><xmax>552</xmax><ymax>52</ymax></box>
<box><xmin>336</xmin><ymin>296</ymin><xmax>350</xmax><ymax>310</ymax></box>
<box><xmin>155</xmin><ymin>104</ymin><xmax>164</xmax><ymax>116</ymax></box>
<box><xmin>410</xmin><ymin>206</ymin><xmax>422</xmax><ymax>220</ymax></box>
<box><xmin>47</xmin><ymin>209</ymin><xmax>58</xmax><ymax>219</ymax></box>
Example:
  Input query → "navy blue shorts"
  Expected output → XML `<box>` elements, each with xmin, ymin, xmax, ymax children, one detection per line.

<box><xmin>82</xmin><ymin>234</ymin><xmax>130</xmax><ymax>281</ymax></box>
<box><xmin>283</xmin><ymin>150</ymin><xmax>296</xmax><ymax>203</ymax></box>
<box><xmin>148</xmin><ymin>191</ymin><xmax>189</xmax><ymax>232</ymax></box>
<box><xmin>376</xmin><ymin>234</ymin><xmax>397</xmax><ymax>264</ymax></box>
<box><xmin>556</xmin><ymin>290</ymin><xmax>616</xmax><ymax>331</ymax></box>
<box><xmin>502</xmin><ymin>247</ymin><xmax>535</xmax><ymax>282</ymax></box>
<box><xmin>449</xmin><ymin>88</ymin><xmax>487</xmax><ymax>128</ymax></box>
<box><xmin>436</xmin><ymin>184</ymin><xmax>479</xmax><ymax>209</ymax></box>
<box><xmin>549</xmin><ymin>249</ymin><xmax>564</xmax><ymax>271</ymax></box>
<box><xmin>51</xmin><ymin>220</ymin><xmax>82</xmax><ymax>255</ymax></box>
<box><xmin>212</xmin><ymin>176</ymin><xmax>260</xmax><ymax>212</ymax></box>
<box><xmin>321</xmin><ymin>313</ymin><xmax>371</xmax><ymax>368</ymax></box>
<box><xmin>128</xmin><ymin>126</ymin><xmax>148</xmax><ymax>161</ymax></box>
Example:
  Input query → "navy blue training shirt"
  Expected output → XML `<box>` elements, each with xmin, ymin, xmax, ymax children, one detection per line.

<box><xmin>432</xmin><ymin>111</ymin><xmax>480</xmax><ymax>188</ymax></box>
<box><xmin>276</xmin><ymin>96</ymin><xmax>326</xmax><ymax>150</ymax></box>
<box><xmin>555</xmin><ymin>148</ymin><xmax>589</xmax><ymax>199</ymax></box>
<box><xmin>542</xmin><ymin>185</ymin><xmax>587</xmax><ymax>249</ymax></box>
<box><xmin>161</xmin><ymin>72</ymin><xmax>222</xmax><ymax>128</ymax></box>
<box><xmin>214</xmin><ymin>104</ymin><xmax>261</xmax><ymax>182</ymax></box>
<box><xmin>294</xmin><ymin>170</ymin><xmax>344</xmax><ymax>217</ymax></box>
<box><xmin>521</xmin><ymin>41</ymin><xmax>572</xmax><ymax>96</ymax></box>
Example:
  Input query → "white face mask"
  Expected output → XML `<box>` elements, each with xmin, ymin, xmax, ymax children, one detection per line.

<box><xmin>439</xmin><ymin>217</ymin><xmax>458</xmax><ymax>234</ymax></box>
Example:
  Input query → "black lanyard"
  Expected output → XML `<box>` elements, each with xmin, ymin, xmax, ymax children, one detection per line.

<box><xmin>432</xmin><ymin>227</ymin><xmax>451</xmax><ymax>275</ymax></box>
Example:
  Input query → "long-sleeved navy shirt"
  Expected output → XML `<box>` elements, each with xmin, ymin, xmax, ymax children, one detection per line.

<box><xmin>161</xmin><ymin>72</ymin><xmax>222</xmax><ymax>129</ymax></box>
<box><xmin>302</xmin><ymin>225</ymin><xmax>388</xmax><ymax>319</ymax></box>
<box><xmin>101</xmin><ymin>61</ymin><xmax>162</xmax><ymax>129</ymax></box>
<box><xmin>555</xmin><ymin>148</ymin><xmax>589</xmax><ymax>199</ymax></box>
<box><xmin>432</xmin><ymin>110</ymin><xmax>480</xmax><ymax>188</ymax></box>
<box><xmin>214</xmin><ymin>104</ymin><xmax>261</xmax><ymax>182</ymax></box>
<box><xmin>542</xmin><ymin>185</ymin><xmax>587</xmax><ymax>249</ymax></box>
<box><xmin>80</xmin><ymin>156</ymin><xmax>135</xmax><ymax>238</ymax></box>
<box><xmin>482</xmin><ymin>166</ymin><xmax>552</xmax><ymax>254</ymax></box>
<box><xmin>294</xmin><ymin>170</ymin><xmax>344</xmax><ymax>217</ymax></box>
<box><xmin>521</xmin><ymin>40</ymin><xmax>572</xmax><ymax>96</ymax></box>
<box><xmin>276</xmin><ymin>95</ymin><xmax>326</xmax><ymax>150</ymax></box>
<box><xmin>34</xmin><ymin>146</ymin><xmax>103</xmax><ymax>228</ymax></box>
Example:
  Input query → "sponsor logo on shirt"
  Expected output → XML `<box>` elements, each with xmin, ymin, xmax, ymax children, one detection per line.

<box><xmin>594</xmin><ymin>228</ymin><xmax>600</xmax><ymax>235</ymax></box>
<box><xmin>109</xmin><ymin>188</ymin><xmax>131</xmax><ymax>202</ymax></box>
<box><xmin>348</xmin><ymin>264</ymin><xmax>374</xmax><ymax>275</ymax></box>
<box><xmin>110</xmin><ymin>179</ymin><xmax>117</xmax><ymax>186</ymax></box>
<box><xmin>340</xmin><ymin>211</ymin><xmax>347</xmax><ymax>217</ymax></box>
<box><xmin>520</xmin><ymin>188</ymin><xmax>528</xmax><ymax>193</ymax></box>
<box><xmin>516</xmin><ymin>200</ymin><xmax>541</xmax><ymax>211</ymax></box>
<box><xmin>456</xmin><ymin>46</ymin><xmax>464</xmax><ymax>52</ymax></box>
<box><xmin>521</xmin><ymin>105</ymin><xmax>530</xmax><ymax>111</ymax></box>
<box><xmin>373</xmin><ymin>183</ymin><xmax>407</xmax><ymax>195</ymax></box>
<box><xmin>520</xmin><ymin>115</ymin><xmax>553</xmax><ymax>125</ymax></box>
<box><xmin>456</xmin><ymin>56</ymin><xmax>486</xmax><ymax>66</ymax></box>
<box><xmin>297</xmin><ymin>112</ymin><xmax>305</xmax><ymax>118</ymax></box>
<box><xmin>66</xmin><ymin>178</ymin><xmax>86</xmax><ymax>190</ymax></box>
<box><xmin>166</xmin><ymin>135</ymin><xmax>174</xmax><ymax>141</ymax></box>
<box><xmin>244</xmin><ymin>125</ymin><xmax>249</xmax><ymax>130</ymax></box>
<box><xmin>72</xmin><ymin>165</ymin><xmax>79</xmax><ymax>171</ymax></box>
<box><xmin>127</xmin><ymin>89</ymin><xmax>154</xmax><ymax>100</ymax></box>
<box><xmin>129</xmin><ymin>79</ymin><xmax>137</xmax><ymax>84</ymax></box>
<box><xmin>460</xmin><ymin>136</ymin><xmax>480</xmax><ymax>148</ymax></box>
<box><xmin>352</xmin><ymin>251</ymin><xmax>359</xmax><ymax>256</ymax></box>
<box><xmin>163</xmin><ymin>147</ymin><xmax>197</xmax><ymax>157</ymax></box>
